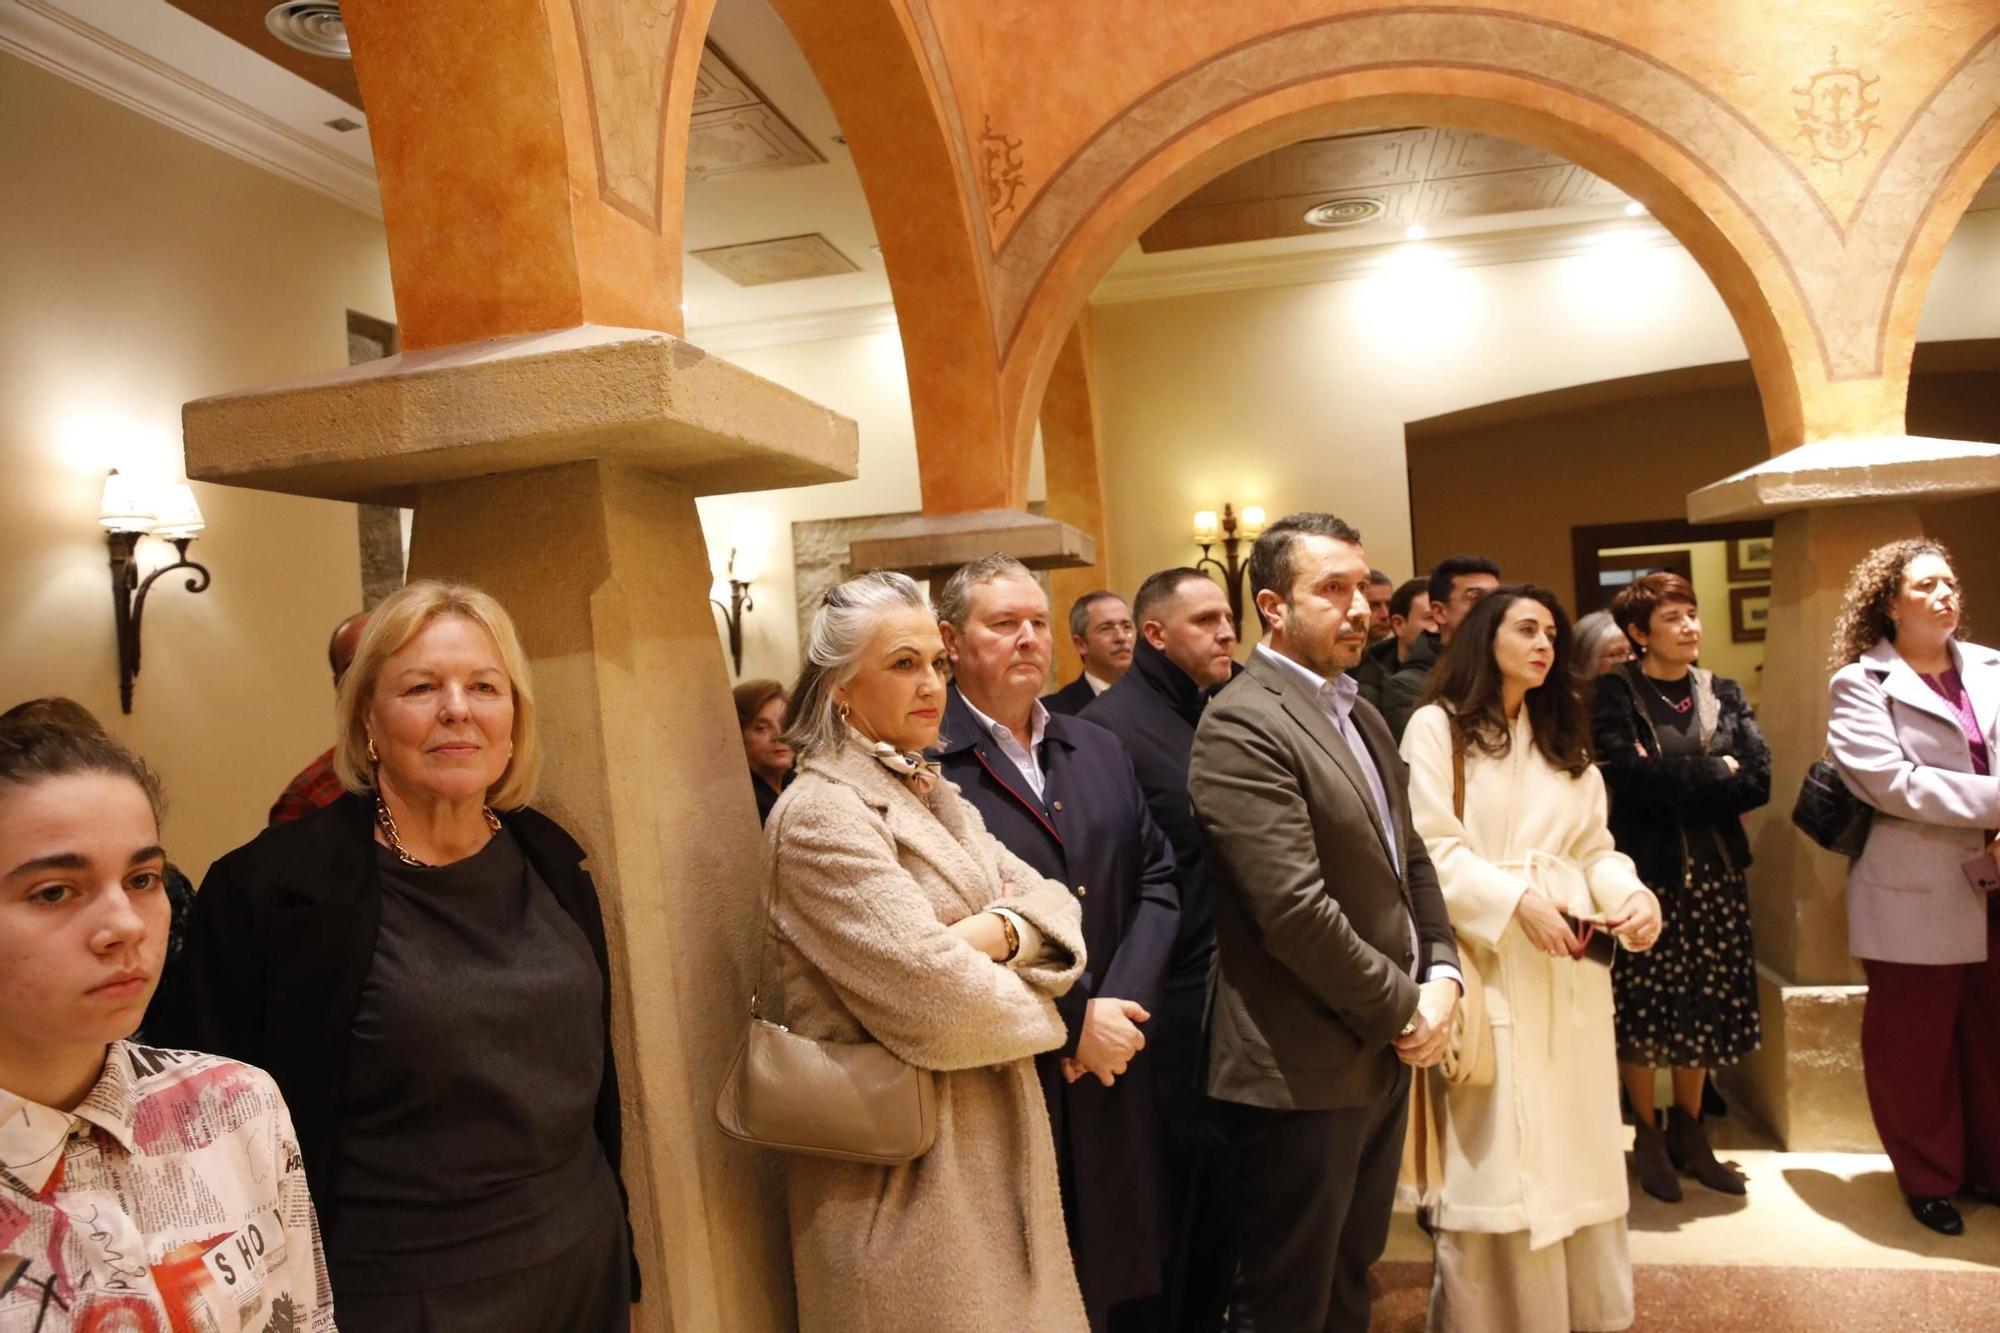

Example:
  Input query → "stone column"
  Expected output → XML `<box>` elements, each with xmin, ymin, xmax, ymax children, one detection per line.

<box><xmin>185</xmin><ymin>327</ymin><xmax>857</xmax><ymax>1330</ymax></box>
<box><xmin>1040</xmin><ymin>316</ymin><xmax>1115</xmax><ymax>682</ymax></box>
<box><xmin>1690</xmin><ymin>435</ymin><xmax>2000</xmax><ymax>1149</ymax></box>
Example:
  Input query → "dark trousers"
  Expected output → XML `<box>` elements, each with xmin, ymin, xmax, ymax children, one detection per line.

<box><xmin>1222</xmin><ymin>1065</ymin><xmax>1412</xmax><ymax>1333</ymax></box>
<box><xmin>1155</xmin><ymin>973</ymin><xmax>1232</xmax><ymax>1333</ymax></box>
<box><xmin>1860</xmin><ymin>901</ymin><xmax>2000</xmax><ymax>1197</ymax></box>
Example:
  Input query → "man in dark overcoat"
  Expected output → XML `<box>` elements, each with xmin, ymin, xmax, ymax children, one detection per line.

<box><xmin>1081</xmin><ymin>567</ymin><xmax>1238</xmax><ymax>1332</ymax></box>
<box><xmin>931</xmin><ymin>554</ymin><xmax>1181</xmax><ymax>1332</ymax></box>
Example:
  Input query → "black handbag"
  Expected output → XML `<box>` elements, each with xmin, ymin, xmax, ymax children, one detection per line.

<box><xmin>1792</xmin><ymin>756</ymin><xmax>1872</xmax><ymax>856</ymax></box>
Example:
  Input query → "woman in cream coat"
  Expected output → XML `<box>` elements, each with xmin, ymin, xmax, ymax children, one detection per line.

<box><xmin>1402</xmin><ymin>585</ymin><xmax>1661</xmax><ymax>1333</ymax></box>
<box><xmin>766</xmin><ymin>571</ymin><xmax>1089</xmax><ymax>1332</ymax></box>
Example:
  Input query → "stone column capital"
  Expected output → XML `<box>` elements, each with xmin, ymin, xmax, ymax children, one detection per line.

<box><xmin>1688</xmin><ymin>435</ymin><xmax>2000</xmax><ymax>524</ymax></box>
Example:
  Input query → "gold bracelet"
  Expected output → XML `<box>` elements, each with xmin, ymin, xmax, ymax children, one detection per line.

<box><xmin>993</xmin><ymin>911</ymin><xmax>1021</xmax><ymax>961</ymax></box>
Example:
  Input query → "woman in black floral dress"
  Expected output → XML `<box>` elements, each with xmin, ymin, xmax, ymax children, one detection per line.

<box><xmin>1594</xmin><ymin>572</ymin><xmax>1770</xmax><ymax>1202</ymax></box>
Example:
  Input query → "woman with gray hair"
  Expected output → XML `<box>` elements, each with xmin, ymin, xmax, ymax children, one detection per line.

<box><xmin>767</xmin><ymin>570</ymin><xmax>1090</xmax><ymax>1331</ymax></box>
<box><xmin>1572</xmin><ymin>609</ymin><xmax>1634</xmax><ymax>680</ymax></box>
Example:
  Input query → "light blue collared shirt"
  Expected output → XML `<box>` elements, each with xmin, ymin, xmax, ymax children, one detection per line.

<box><xmin>1256</xmin><ymin>643</ymin><xmax>1463</xmax><ymax>991</ymax></box>
<box><xmin>958</xmin><ymin>691</ymin><xmax>1052</xmax><ymax>800</ymax></box>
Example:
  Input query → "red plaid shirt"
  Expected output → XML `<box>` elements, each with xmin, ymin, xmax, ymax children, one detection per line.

<box><xmin>269</xmin><ymin>747</ymin><xmax>345</xmax><ymax>825</ymax></box>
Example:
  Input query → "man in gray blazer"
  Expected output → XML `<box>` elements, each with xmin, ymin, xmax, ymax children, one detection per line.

<box><xmin>1190</xmin><ymin>512</ymin><xmax>1461</xmax><ymax>1332</ymax></box>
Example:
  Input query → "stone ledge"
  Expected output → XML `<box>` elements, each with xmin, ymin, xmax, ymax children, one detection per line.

<box><xmin>847</xmin><ymin>508</ymin><xmax>1096</xmax><ymax>578</ymax></box>
<box><xmin>182</xmin><ymin>324</ymin><xmax>858</xmax><ymax>505</ymax></box>
<box><xmin>1688</xmin><ymin>435</ymin><xmax>2000</xmax><ymax>523</ymax></box>
<box><xmin>1723</xmin><ymin>965</ymin><xmax>1880</xmax><ymax>1153</ymax></box>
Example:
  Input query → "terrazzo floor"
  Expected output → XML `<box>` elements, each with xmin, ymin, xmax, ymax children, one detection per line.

<box><xmin>1372</xmin><ymin>1116</ymin><xmax>2000</xmax><ymax>1329</ymax></box>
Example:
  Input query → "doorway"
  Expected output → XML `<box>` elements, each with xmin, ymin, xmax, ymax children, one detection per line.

<box><xmin>1572</xmin><ymin>518</ymin><xmax>1772</xmax><ymax>703</ymax></box>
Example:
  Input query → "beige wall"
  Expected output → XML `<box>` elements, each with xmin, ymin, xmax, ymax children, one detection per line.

<box><xmin>698</xmin><ymin>210</ymin><xmax>1998</xmax><ymax>684</ymax></box>
<box><xmin>1407</xmin><ymin>371</ymin><xmax>1767</xmax><ymax>596</ymax></box>
<box><xmin>1407</xmin><ymin>351</ymin><xmax>2000</xmax><ymax>649</ymax></box>
<box><xmin>1088</xmin><ymin>236</ymin><xmax>1750</xmax><ymax>603</ymax></box>
<box><xmin>695</xmin><ymin>330</ymin><xmax>1044</xmax><ymax>685</ymax></box>
<box><xmin>1088</xmin><ymin>211</ymin><xmax>2000</xmax><ymax>618</ymax></box>
<box><xmin>700</xmin><ymin>237</ymin><xmax>1760</xmax><ymax>679</ymax></box>
<box><xmin>1</xmin><ymin>54</ymin><xmax>394</xmax><ymax>879</ymax></box>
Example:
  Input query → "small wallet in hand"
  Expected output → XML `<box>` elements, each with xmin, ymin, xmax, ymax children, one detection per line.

<box><xmin>1560</xmin><ymin>912</ymin><xmax>1618</xmax><ymax>966</ymax></box>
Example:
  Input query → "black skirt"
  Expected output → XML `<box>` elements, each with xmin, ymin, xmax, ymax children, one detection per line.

<box><xmin>1612</xmin><ymin>820</ymin><xmax>1762</xmax><ymax>1068</ymax></box>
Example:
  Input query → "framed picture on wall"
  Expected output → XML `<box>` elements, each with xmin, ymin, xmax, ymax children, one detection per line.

<box><xmin>1730</xmin><ymin>585</ymin><xmax>1772</xmax><ymax>643</ymax></box>
<box><xmin>1727</xmin><ymin>535</ymin><xmax>1775</xmax><ymax>582</ymax></box>
<box><xmin>1570</xmin><ymin>519</ymin><xmax>1775</xmax><ymax>621</ymax></box>
<box><xmin>1589</xmin><ymin>548</ymin><xmax>1693</xmax><ymax>612</ymax></box>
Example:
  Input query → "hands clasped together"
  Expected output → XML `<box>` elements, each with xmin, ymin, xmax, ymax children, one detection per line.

<box><xmin>1514</xmin><ymin>890</ymin><xmax>1662</xmax><ymax>957</ymax></box>
<box><xmin>1062</xmin><ymin>998</ymin><xmax>1150</xmax><ymax>1086</ymax></box>
<box><xmin>1392</xmin><ymin>976</ymin><xmax>1461</xmax><ymax>1069</ymax></box>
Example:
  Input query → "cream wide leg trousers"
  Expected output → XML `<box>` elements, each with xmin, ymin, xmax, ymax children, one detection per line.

<box><xmin>1428</xmin><ymin>1217</ymin><xmax>1634</xmax><ymax>1332</ymax></box>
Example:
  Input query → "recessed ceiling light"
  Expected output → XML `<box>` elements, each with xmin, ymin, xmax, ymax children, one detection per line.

<box><xmin>1301</xmin><ymin>198</ymin><xmax>1384</xmax><ymax>228</ymax></box>
<box><xmin>1623</xmin><ymin>201</ymin><xmax>1648</xmax><ymax>217</ymax></box>
<box><xmin>266</xmin><ymin>3</ymin><xmax>349</xmax><ymax>60</ymax></box>
<box><xmin>1405</xmin><ymin>222</ymin><xmax>1428</xmax><ymax>241</ymax></box>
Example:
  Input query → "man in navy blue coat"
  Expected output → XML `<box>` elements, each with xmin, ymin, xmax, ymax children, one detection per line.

<box><xmin>1081</xmin><ymin>567</ymin><xmax>1240</xmax><ymax>1332</ymax></box>
<box><xmin>931</xmin><ymin>554</ymin><xmax>1181</xmax><ymax>1332</ymax></box>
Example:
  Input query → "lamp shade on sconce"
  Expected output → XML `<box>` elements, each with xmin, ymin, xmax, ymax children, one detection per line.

<box><xmin>151</xmin><ymin>484</ymin><xmax>206</xmax><ymax>540</ymax></box>
<box><xmin>1239</xmin><ymin>506</ymin><xmax>1267</xmax><ymax>538</ymax></box>
<box><xmin>1192</xmin><ymin>509</ymin><xmax>1220</xmax><ymax>544</ymax></box>
<box><xmin>98</xmin><ymin>470</ymin><xmax>156</xmax><ymax>532</ymax></box>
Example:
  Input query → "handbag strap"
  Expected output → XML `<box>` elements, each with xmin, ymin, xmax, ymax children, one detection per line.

<box><xmin>747</xmin><ymin>805</ymin><xmax>794</xmax><ymax>1025</ymax></box>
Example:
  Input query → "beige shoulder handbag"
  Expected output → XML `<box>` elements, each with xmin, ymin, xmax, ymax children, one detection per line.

<box><xmin>1439</xmin><ymin>745</ymin><xmax>1495</xmax><ymax>1088</ymax></box>
<box><xmin>713</xmin><ymin>822</ymin><xmax>938</xmax><ymax>1166</ymax></box>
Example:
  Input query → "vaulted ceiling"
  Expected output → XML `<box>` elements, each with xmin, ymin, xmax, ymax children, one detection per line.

<box><xmin>10</xmin><ymin>0</ymin><xmax>1999</xmax><ymax>340</ymax></box>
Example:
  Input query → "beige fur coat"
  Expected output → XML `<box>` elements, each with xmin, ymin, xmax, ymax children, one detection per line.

<box><xmin>766</xmin><ymin>742</ymin><xmax>1089</xmax><ymax>1333</ymax></box>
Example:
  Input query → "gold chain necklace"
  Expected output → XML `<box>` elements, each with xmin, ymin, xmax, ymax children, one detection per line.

<box><xmin>374</xmin><ymin>796</ymin><xmax>500</xmax><ymax>867</ymax></box>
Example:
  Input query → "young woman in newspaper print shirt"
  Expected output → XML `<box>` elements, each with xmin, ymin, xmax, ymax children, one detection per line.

<box><xmin>0</xmin><ymin>721</ymin><xmax>332</xmax><ymax>1332</ymax></box>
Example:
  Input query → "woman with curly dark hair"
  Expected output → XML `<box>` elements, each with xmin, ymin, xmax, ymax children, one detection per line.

<box><xmin>1826</xmin><ymin>539</ymin><xmax>2000</xmax><ymax>1237</ymax></box>
<box><xmin>1401</xmin><ymin>585</ymin><xmax>1661</xmax><ymax>1331</ymax></box>
<box><xmin>1592</xmin><ymin>573</ymin><xmax>1769</xmax><ymax>1203</ymax></box>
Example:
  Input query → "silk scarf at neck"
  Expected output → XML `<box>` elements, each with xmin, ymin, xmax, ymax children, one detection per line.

<box><xmin>848</xmin><ymin>726</ymin><xmax>943</xmax><ymax>796</ymax></box>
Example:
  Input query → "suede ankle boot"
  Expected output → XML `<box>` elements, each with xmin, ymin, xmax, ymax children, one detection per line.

<box><xmin>1631</xmin><ymin>1113</ymin><xmax>1681</xmax><ymax>1203</ymax></box>
<box><xmin>1666</xmin><ymin>1106</ymin><xmax>1747</xmax><ymax>1195</ymax></box>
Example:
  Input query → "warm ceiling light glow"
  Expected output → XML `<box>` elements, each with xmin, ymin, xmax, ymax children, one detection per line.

<box><xmin>1405</xmin><ymin>222</ymin><xmax>1428</xmax><ymax>241</ymax></box>
<box><xmin>1623</xmin><ymin>201</ymin><xmax>1648</xmax><ymax>217</ymax></box>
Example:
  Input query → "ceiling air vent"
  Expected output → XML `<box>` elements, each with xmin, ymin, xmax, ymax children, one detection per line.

<box><xmin>1302</xmin><ymin>198</ymin><xmax>1386</xmax><ymax>228</ymax></box>
<box><xmin>266</xmin><ymin>2</ymin><xmax>350</xmax><ymax>59</ymax></box>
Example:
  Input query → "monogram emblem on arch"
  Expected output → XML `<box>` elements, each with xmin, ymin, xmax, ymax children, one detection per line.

<box><xmin>981</xmin><ymin>115</ymin><xmax>1026</xmax><ymax>221</ymax></box>
<box><xmin>1792</xmin><ymin>46</ymin><xmax>1882</xmax><ymax>168</ymax></box>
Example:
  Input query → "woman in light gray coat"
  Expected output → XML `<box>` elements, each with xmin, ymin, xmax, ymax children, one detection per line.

<box><xmin>766</xmin><ymin>571</ymin><xmax>1089</xmax><ymax>1332</ymax></box>
<box><xmin>1827</xmin><ymin>538</ymin><xmax>2000</xmax><ymax>1237</ymax></box>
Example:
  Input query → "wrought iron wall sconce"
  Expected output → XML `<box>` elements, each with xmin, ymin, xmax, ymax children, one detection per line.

<box><xmin>99</xmin><ymin>471</ymin><xmax>213</xmax><ymax>714</ymax></box>
<box><xmin>1192</xmin><ymin>502</ymin><xmax>1266</xmax><ymax>636</ymax></box>
<box><xmin>710</xmin><ymin>547</ymin><xmax>756</xmax><ymax>676</ymax></box>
